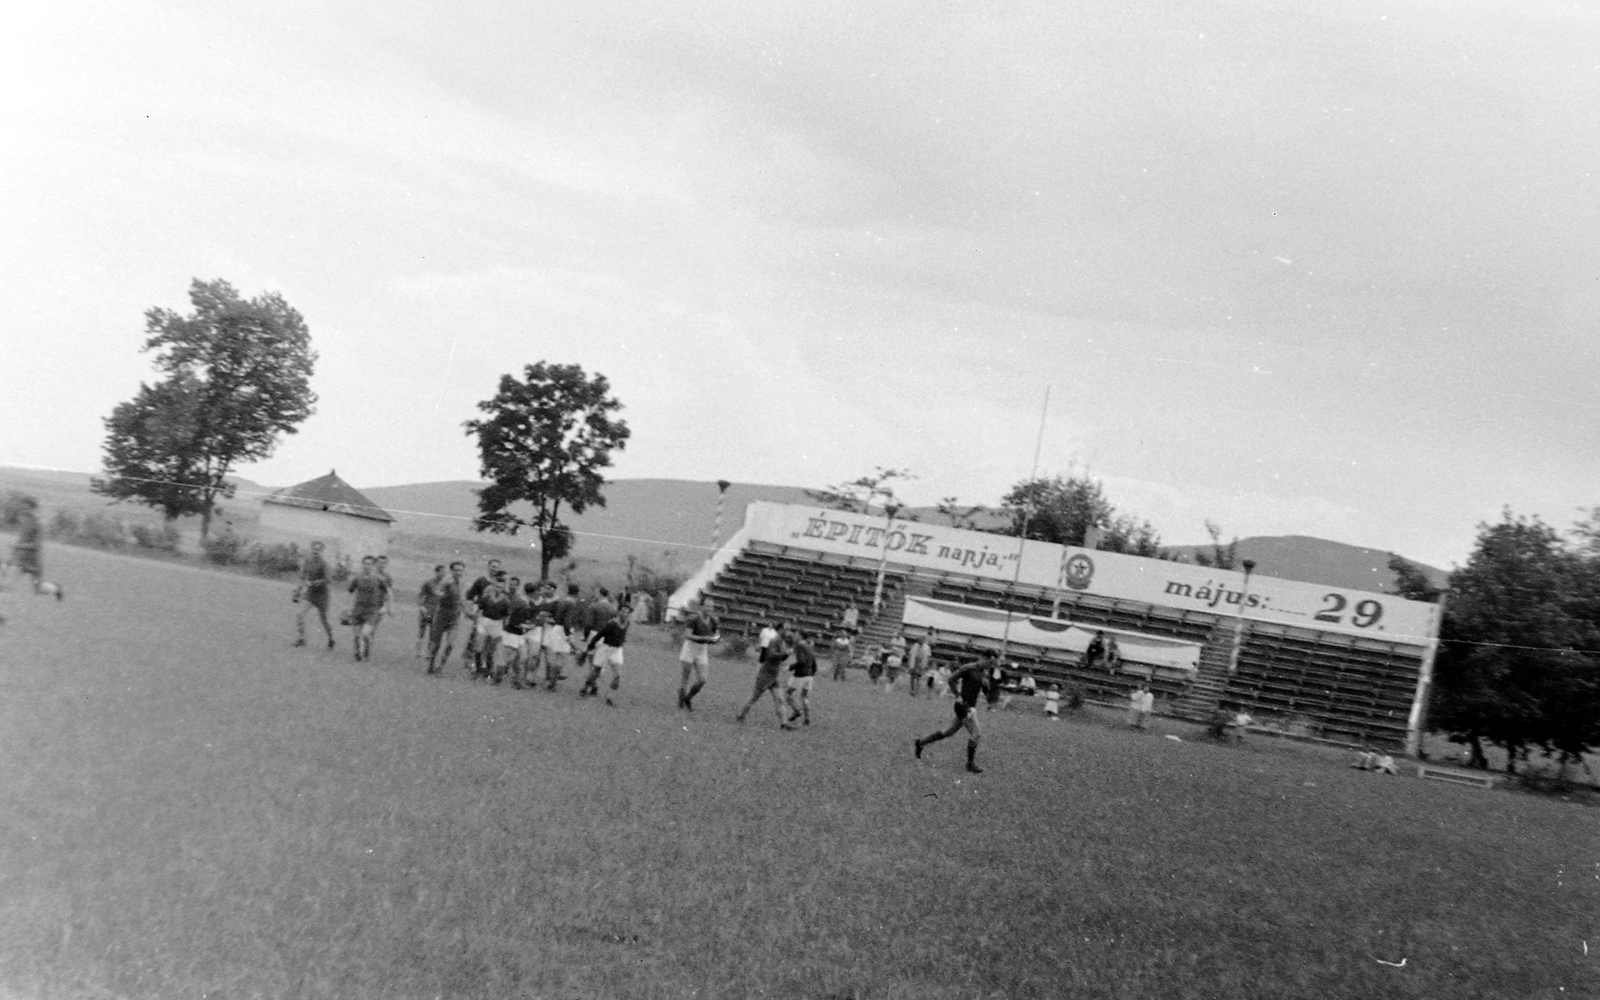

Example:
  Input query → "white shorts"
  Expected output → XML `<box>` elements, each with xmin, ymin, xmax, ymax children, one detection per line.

<box><xmin>679</xmin><ymin>641</ymin><xmax>710</xmax><ymax>667</ymax></box>
<box><xmin>475</xmin><ymin>618</ymin><xmax>505</xmax><ymax>641</ymax></box>
<box><xmin>499</xmin><ymin>631</ymin><xmax>525</xmax><ymax>652</ymax></box>
<box><xmin>593</xmin><ymin>644</ymin><xmax>624</xmax><ymax>670</ymax></box>
<box><xmin>786</xmin><ymin>674</ymin><xmax>814</xmax><ymax>694</ymax></box>
<box><xmin>540</xmin><ymin>626</ymin><xmax>571</xmax><ymax>654</ymax></box>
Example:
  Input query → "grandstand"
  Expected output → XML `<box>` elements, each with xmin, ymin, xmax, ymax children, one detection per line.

<box><xmin>671</xmin><ymin>502</ymin><xmax>1442</xmax><ymax>750</ymax></box>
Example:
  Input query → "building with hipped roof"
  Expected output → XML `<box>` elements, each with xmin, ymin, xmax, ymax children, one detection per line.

<box><xmin>258</xmin><ymin>470</ymin><xmax>393</xmax><ymax>562</ymax></box>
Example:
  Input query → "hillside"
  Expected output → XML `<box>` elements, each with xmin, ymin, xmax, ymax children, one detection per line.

<box><xmin>1</xmin><ymin>467</ymin><xmax>1448</xmax><ymax>595</ymax></box>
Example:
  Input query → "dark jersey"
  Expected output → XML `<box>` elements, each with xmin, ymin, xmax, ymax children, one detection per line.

<box><xmin>504</xmin><ymin>597</ymin><xmax>536</xmax><ymax>634</ymax></box>
<box><xmin>760</xmin><ymin>636</ymin><xmax>791</xmax><ymax>667</ymax></box>
<box><xmin>348</xmin><ymin>575</ymin><xmax>389</xmax><ymax>616</ymax></box>
<box><xmin>588</xmin><ymin>618</ymin><xmax>628</xmax><ymax>651</ymax></box>
<box><xmin>477</xmin><ymin>585</ymin><xmax>511</xmax><ymax>622</ymax></box>
<box><xmin>465</xmin><ymin>575</ymin><xmax>494</xmax><ymax>606</ymax></box>
<box><xmin>687</xmin><ymin>613</ymin><xmax>720</xmax><ymax>643</ymax></box>
<box><xmin>301</xmin><ymin>553</ymin><xmax>329</xmax><ymax>591</ymax></box>
<box><xmin>587</xmin><ymin>598</ymin><xmax>618</xmax><ymax>631</ymax></box>
<box><xmin>553</xmin><ymin>597</ymin><xmax>582</xmax><ymax>631</ymax></box>
<box><xmin>418</xmin><ymin>577</ymin><xmax>445</xmax><ymax>616</ymax></box>
<box><xmin>949</xmin><ymin>661</ymin><xmax>991</xmax><ymax>708</ymax></box>
<box><xmin>790</xmin><ymin>641</ymin><xmax>818</xmax><ymax>678</ymax></box>
<box><xmin>435</xmin><ymin>579</ymin><xmax>464</xmax><ymax>622</ymax></box>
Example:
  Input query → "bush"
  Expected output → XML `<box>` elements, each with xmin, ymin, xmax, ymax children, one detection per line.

<box><xmin>1</xmin><ymin>492</ymin><xmax>33</xmax><ymax>528</ymax></box>
<box><xmin>130</xmin><ymin>522</ymin><xmax>182</xmax><ymax>552</ymax></box>
<box><xmin>49</xmin><ymin>510</ymin><xmax>80</xmax><ymax>539</ymax></box>
<box><xmin>202</xmin><ymin>531</ymin><xmax>246</xmax><ymax>566</ymax></box>
<box><xmin>77</xmin><ymin>513</ymin><xmax>129</xmax><ymax>548</ymax></box>
<box><xmin>248</xmin><ymin>542</ymin><xmax>302</xmax><ymax>576</ymax></box>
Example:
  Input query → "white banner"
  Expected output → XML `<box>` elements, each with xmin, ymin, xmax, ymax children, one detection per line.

<box><xmin>744</xmin><ymin>502</ymin><xmax>1438</xmax><ymax>646</ymax></box>
<box><xmin>903</xmin><ymin>597</ymin><xmax>1201</xmax><ymax>673</ymax></box>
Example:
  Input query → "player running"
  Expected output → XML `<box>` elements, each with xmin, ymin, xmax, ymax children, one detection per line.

<box><xmin>677</xmin><ymin>598</ymin><xmax>720</xmax><ymax>711</ymax></box>
<box><xmin>293</xmin><ymin>540</ymin><xmax>335</xmax><ymax>649</ymax></box>
<box><xmin>425</xmin><ymin>561</ymin><xmax>466</xmax><ymax>675</ymax></box>
<box><xmin>736</xmin><ymin>621</ymin><xmax>794</xmax><ymax>729</ymax></box>
<box><xmin>460</xmin><ymin>558</ymin><xmax>503</xmax><ymax>671</ymax></box>
<box><xmin>914</xmin><ymin>649</ymin><xmax>997</xmax><ymax>774</ymax></box>
<box><xmin>346</xmin><ymin>556</ymin><xmax>390</xmax><ymax>662</ymax></box>
<box><xmin>580</xmin><ymin>605</ymin><xmax>630</xmax><ymax>706</ymax></box>
<box><xmin>415</xmin><ymin>564</ymin><xmax>446</xmax><ymax>658</ymax></box>
<box><xmin>784</xmin><ymin>630</ymin><xmax>819</xmax><ymax>727</ymax></box>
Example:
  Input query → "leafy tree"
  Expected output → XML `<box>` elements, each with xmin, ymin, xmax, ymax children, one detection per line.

<box><xmin>809</xmin><ymin>467</ymin><xmax>917</xmax><ymax>518</ymax></box>
<box><xmin>1430</xmin><ymin>511</ymin><xmax>1600</xmax><ymax>773</ymax></box>
<box><xmin>1190</xmin><ymin>519</ymin><xmax>1238</xmax><ymax>569</ymax></box>
<box><xmin>992</xmin><ymin>472</ymin><xmax>1165</xmax><ymax>557</ymax></box>
<box><xmin>93</xmin><ymin>279</ymin><xmax>317</xmax><ymax>539</ymax></box>
<box><xmin>464</xmin><ymin>362</ymin><xmax>630</xmax><ymax>580</ymax></box>
<box><xmin>1386</xmin><ymin>554</ymin><xmax>1444</xmax><ymax>603</ymax></box>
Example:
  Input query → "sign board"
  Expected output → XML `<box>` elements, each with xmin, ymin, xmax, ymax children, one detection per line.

<box><xmin>744</xmin><ymin>502</ymin><xmax>1438</xmax><ymax>646</ymax></box>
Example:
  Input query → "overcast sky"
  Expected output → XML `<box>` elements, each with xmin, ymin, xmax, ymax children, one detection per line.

<box><xmin>3</xmin><ymin>0</ymin><xmax>1596</xmax><ymax>568</ymax></box>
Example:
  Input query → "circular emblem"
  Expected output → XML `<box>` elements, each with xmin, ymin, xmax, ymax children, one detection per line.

<box><xmin>1063</xmin><ymin>553</ymin><xmax>1095</xmax><ymax>591</ymax></box>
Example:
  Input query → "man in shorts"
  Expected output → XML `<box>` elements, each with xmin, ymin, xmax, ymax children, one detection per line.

<box><xmin>415</xmin><ymin>564</ymin><xmax>446</xmax><ymax>658</ymax></box>
<box><xmin>461</xmin><ymin>558</ymin><xmax>503</xmax><ymax>670</ymax></box>
<box><xmin>677</xmin><ymin>598</ymin><xmax>720</xmax><ymax>711</ymax></box>
<box><xmin>346</xmin><ymin>556</ymin><xmax>390</xmax><ymax>662</ymax></box>
<box><xmin>471</xmin><ymin>570</ymin><xmax>512</xmax><ymax>680</ymax></box>
<box><xmin>371</xmin><ymin>554</ymin><xmax>395</xmax><ymax>647</ymax></box>
<box><xmin>906</xmin><ymin>630</ymin><xmax>932</xmax><ymax>697</ymax></box>
<box><xmin>7</xmin><ymin>496</ymin><xmax>60</xmax><ymax>601</ymax></box>
<box><xmin>785</xmin><ymin>630</ymin><xmax>819</xmax><ymax>727</ymax></box>
<box><xmin>425</xmin><ymin>561</ymin><xmax>466</xmax><ymax>675</ymax></box>
<box><xmin>496</xmin><ymin>578</ymin><xmax>535</xmax><ymax>686</ymax></box>
<box><xmin>293</xmin><ymin>540</ymin><xmax>335</xmax><ymax>649</ymax></box>
<box><xmin>914</xmin><ymin>649</ymin><xmax>996</xmax><ymax>774</ymax></box>
<box><xmin>737</xmin><ymin>621</ymin><xmax>794</xmax><ymax>728</ymax></box>
<box><xmin>580</xmin><ymin>606</ymin><xmax>630</xmax><ymax>706</ymax></box>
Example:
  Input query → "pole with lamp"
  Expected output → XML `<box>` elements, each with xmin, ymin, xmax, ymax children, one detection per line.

<box><xmin>998</xmin><ymin>387</ymin><xmax>1051</xmax><ymax>669</ymax></box>
<box><xmin>1225</xmin><ymin>559</ymin><xmax>1256</xmax><ymax>676</ymax></box>
<box><xmin>710</xmin><ymin>479</ymin><xmax>731</xmax><ymax>556</ymax></box>
<box><xmin>871</xmin><ymin>500</ymin><xmax>902</xmax><ymax>617</ymax></box>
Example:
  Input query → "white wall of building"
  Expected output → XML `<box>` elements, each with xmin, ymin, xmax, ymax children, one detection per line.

<box><xmin>258</xmin><ymin>503</ymin><xmax>390</xmax><ymax>562</ymax></box>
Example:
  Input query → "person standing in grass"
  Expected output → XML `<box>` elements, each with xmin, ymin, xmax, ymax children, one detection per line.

<box><xmin>906</xmin><ymin>631</ymin><xmax>932</xmax><ymax>697</ymax></box>
<box><xmin>546</xmin><ymin>583</ymin><xmax>583</xmax><ymax>690</ymax></box>
<box><xmin>831</xmin><ymin>632</ymin><xmax>853</xmax><ymax>681</ymax></box>
<box><xmin>472</xmin><ymin>569</ymin><xmax>512</xmax><ymax>680</ymax></box>
<box><xmin>370</xmin><ymin>554</ymin><xmax>395</xmax><ymax>649</ymax></box>
<box><xmin>460</xmin><ymin>557</ymin><xmax>503</xmax><ymax>670</ymax></box>
<box><xmin>914</xmin><ymin>649</ymin><xmax>996</xmax><ymax>774</ymax></box>
<box><xmin>425</xmin><ymin>561</ymin><xmax>466</xmax><ymax>675</ymax></box>
<box><xmin>1127</xmin><ymin>683</ymin><xmax>1154</xmax><ymax>729</ymax></box>
<box><xmin>414</xmin><ymin>564</ymin><xmax>446</xmax><ymax>658</ymax></box>
<box><xmin>677</xmin><ymin>598</ymin><xmax>720</xmax><ymax>711</ymax></box>
<box><xmin>346</xmin><ymin>556</ymin><xmax>389</xmax><ymax>662</ymax></box>
<box><xmin>293</xmin><ymin>540</ymin><xmax>335</xmax><ymax>649</ymax></box>
<box><xmin>737</xmin><ymin>621</ymin><xmax>794</xmax><ymax>728</ymax></box>
<box><xmin>784</xmin><ymin>630</ymin><xmax>819</xmax><ymax>726</ymax></box>
<box><xmin>496</xmin><ymin>579</ymin><xmax>534</xmax><ymax>686</ymax></box>
<box><xmin>580</xmin><ymin>606</ymin><xmax>630</xmax><ymax>705</ymax></box>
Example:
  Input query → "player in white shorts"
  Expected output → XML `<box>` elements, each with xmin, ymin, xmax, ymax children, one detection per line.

<box><xmin>677</xmin><ymin>598</ymin><xmax>720</xmax><ymax>711</ymax></box>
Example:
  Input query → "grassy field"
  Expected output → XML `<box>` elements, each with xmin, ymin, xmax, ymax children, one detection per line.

<box><xmin>0</xmin><ymin>546</ymin><xmax>1595</xmax><ymax>999</ymax></box>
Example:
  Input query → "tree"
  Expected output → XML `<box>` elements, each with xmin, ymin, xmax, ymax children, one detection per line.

<box><xmin>93</xmin><ymin>279</ymin><xmax>317</xmax><ymax>539</ymax></box>
<box><xmin>991</xmin><ymin>471</ymin><xmax>1165</xmax><ymax>557</ymax></box>
<box><xmin>464</xmin><ymin>362</ymin><xmax>630</xmax><ymax>581</ymax></box>
<box><xmin>808</xmin><ymin>467</ymin><xmax>917</xmax><ymax>517</ymax></box>
<box><xmin>1430</xmin><ymin>511</ymin><xmax>1600</xmax><ymax>773</ymax></box>
<box><xmin>1386</xmin><ymin>554</ymin><xmax>1444</xmax><ymax>603</ymax></box>
<box><xmin>1190</xmin><ymin>519</ymin><xmax>1238</xmax><ymax>569</ymax></box>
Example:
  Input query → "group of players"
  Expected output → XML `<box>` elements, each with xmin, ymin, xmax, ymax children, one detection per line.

<box><xmin>292</xmin><ymin>549</ymin><xmax>638</xmax><ymax>704</ymax></box>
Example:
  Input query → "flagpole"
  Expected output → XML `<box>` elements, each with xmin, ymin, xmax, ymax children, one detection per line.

<box><xmin>999</xmin><ymin>387</ymin><xmax>1050</xmax><ymax>667</ymax></box>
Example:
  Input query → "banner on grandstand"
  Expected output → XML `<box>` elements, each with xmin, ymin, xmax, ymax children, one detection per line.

<box><xmin>742</xmin><ymin>502</ymin><xmax>1439</xmax><ymax>646</ymax></box>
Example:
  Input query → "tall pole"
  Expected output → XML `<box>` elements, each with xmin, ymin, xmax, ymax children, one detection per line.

<box><xmin>710</xmin><ymin>479</ymin><xmax>731</xmax><ymax>557</ymax></box>
<box><xmin>1226</xmin><ymin>559</ymin><xmax>1256</xmax><ymax>675</ymax></box>
<box><xmin>999</xmin><ymin>387</ymin><xmax>1051</xmax><ymax>667</ymax></box>
<box><xmin>1405</xmin><ymin>592</ymin><xmax>1448</xmax><ymax>759</ymax></box>
<box><xmin>872</xmin><ymin>501</ymin><xmax>901</xmax><ymax>616</ymax></box>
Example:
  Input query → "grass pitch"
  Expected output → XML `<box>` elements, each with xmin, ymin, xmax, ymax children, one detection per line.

<box><xmin>0</xmin><ymin>546</ymin><xmax>1594</xmax><ymax>1000</ymax></box>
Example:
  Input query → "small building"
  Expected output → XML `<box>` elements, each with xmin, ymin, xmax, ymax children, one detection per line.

<box><xmin>259</xmin><ymin>470</ymin><xmax>393</xmax><ymax>563</ymax></box>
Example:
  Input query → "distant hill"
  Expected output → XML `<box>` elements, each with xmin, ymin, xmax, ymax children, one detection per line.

<box><xmin>0</xmin><ymin>467</ymin><xmax>1449</xmax><ymax>595</ymax></box>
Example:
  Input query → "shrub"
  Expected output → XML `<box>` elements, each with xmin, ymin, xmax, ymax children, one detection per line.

<box><xmin>1</xmin><ymin>492</ymin><xmax>33</xmax><ymax>528</ymax></box>
<box><xmin>77</xmin><ymin>513</ymin><xmax>129</xmax><ymax>548</ymax></box>
<box><xmin>130</xmin><ymin>522</ymin><xmax>182</xmax><ymax>552</ymax></box>
<box><xmin>202</xmin><ymin>531</ymin><xmax>246</xmax><ymax>566</ymax></box>
<box><xmin>248</xmin><ymin>542</ymin><xmax>302</xmax><ymax>576</ymax></box>
<box><xmin>48</xmin><ymin>510</ymin><xmax>80</xmax><ymax>539</ymax></box>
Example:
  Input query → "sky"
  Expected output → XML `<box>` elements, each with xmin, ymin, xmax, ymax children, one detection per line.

<box><xmin>2</xmin><ymin>0</ymin><xmax>1596</xmax><ymax>569</ymax></box>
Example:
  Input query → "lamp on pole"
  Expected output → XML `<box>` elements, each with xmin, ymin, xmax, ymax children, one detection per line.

<box><xmin>871</xmin><ymin>501</ymin><xmax>901</xmax><ymax>616</ymax></box>
<box><xmin>1226</xmin><ymin>559</ymin><xmax>1256</xmax><ymax>675</ymax></box>
<box><xmin>710</xmin><ymin>479</ymin><xmax>731</xmax><ymax>556</ymax></box>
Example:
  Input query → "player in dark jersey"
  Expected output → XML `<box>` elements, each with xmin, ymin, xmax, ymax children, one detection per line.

<box><xmin>784</xmin><ymin>630</ymin><xmax>819</xmax><ymax>726</ymax></box>
<box><xmin>677</xmin><ymin>598</ymin><xmax>720</xmax><ymax>711</ymax></box>
<box><xmin>473</xmin><ymin>570</ymin><xmax>512</xmax><ymax>680</ymax></box>
<box><xmin>737</xmin><ymin>621</ymin><xmax>794</xmax><ymax>728</ymax></box>
<box><xmin>580</xmin><ymin>607</ymin><xmax>630</xmax><ymax>706</ymax></box>
<box><xmin>371</xmin><ymin>554</ymin><xmax>395</xmax><ymax>649</ymax></box>
<box><xmin>461</xmin><ymin>558</ymin><xmax>503</xmax><ymax>670</ymax></box>
<box><xmin>914</xmin><ymin>649</ymin><xmax>996</xmax><ymax>774</ymax></box>
<box><xmin>499</xmin><ymin>580</ymin><xmax>537</xmax><ymax>687</ymax></box>
<box><xmin>425</xmin><ymin>561</ymin><xmax>466</xmax><ymax>675</ymax></box>
<box><xmin>415</xmin><ymin>564</ymin><xmax>446</xmax><ymax>658</ymax></box>
<box><xmin>293</xmin><ymin>540</ymin><xmax>335</xmax><ymax>648</ymax></box>
<box><xmin>346</xmin><ymin>556</ymin><xmax>390</xmax><ymax>662</ymax></box>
